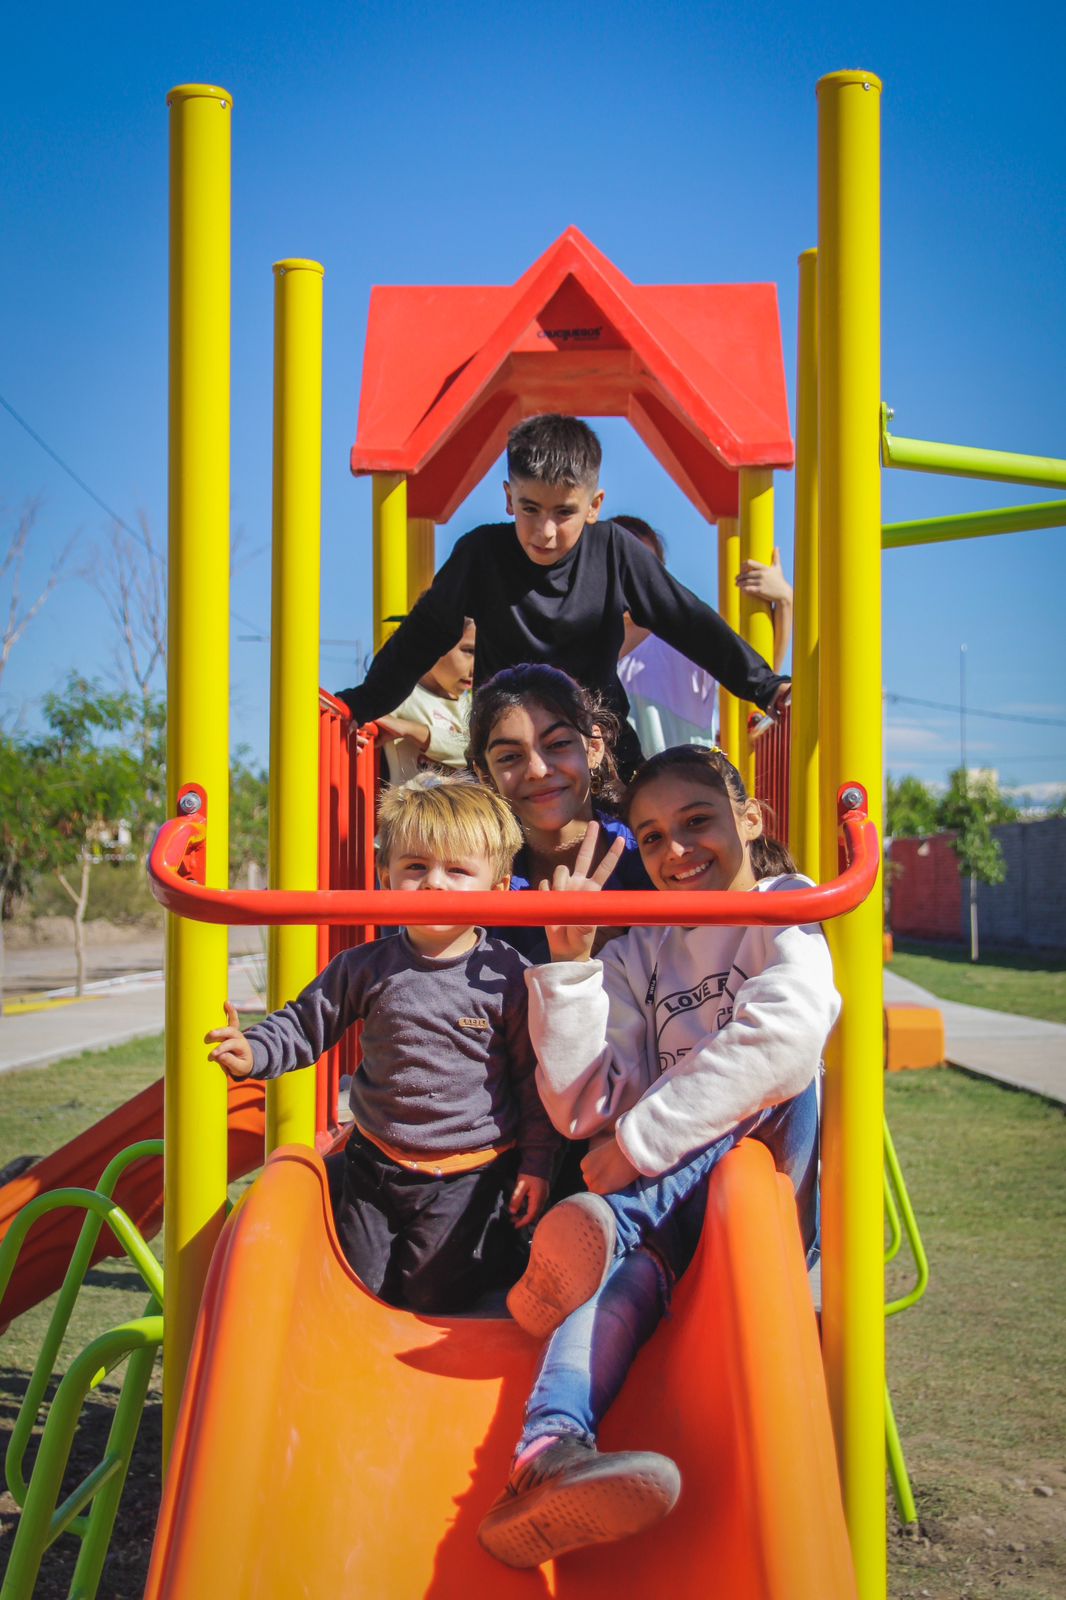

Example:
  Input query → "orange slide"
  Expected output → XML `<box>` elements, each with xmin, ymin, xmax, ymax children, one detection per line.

<box><xmin>145</xmin><ymin>1140</ymin><xmax>857</xmax><ymax>1599</ymax></box>
<box><xmin>0</xmin><ymin>1078</ymin><xmax>265</xmax><ymax>1325</ymax></box>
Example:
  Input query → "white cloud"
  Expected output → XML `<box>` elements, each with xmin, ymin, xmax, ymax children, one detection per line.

<box><xmin>884</xmin><ymin>721</ymin><xmax>994</xmax><ymax>757</ymax></box>
<box><xmin>1002</xmin><ymin>781</ymin><xmax>1066</xmax><ymax>805</ymax></box>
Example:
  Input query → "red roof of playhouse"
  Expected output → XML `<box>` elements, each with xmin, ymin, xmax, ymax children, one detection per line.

<box><xmin>351</xmin><ymin>227</ymin><xmax>793</xmax><ymax>523</ymax></box>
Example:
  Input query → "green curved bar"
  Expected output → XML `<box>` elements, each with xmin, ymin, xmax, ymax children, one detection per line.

<box><xmin>885</xmin><ymin>1384</ymin><xmax>919</xmax><ymax>1526</ymax></box>
<box><xmin>0</xmin><ymin>1317</ymin><xmax>163</xmax><ymax>1600</ymax></box>
<box><xmin>883</xmin><ymin>1119</ymin><xmax>930</xmax><ymax>1318</ymax></box>
<box><xmin>883</xmin><ymin>1167</ymin><xmax>902</xmax><ymax>1265</ymax></box>
<box><xmin>66</xmin><ymin>1326</ymin><xmax>160</xmax><ymax>1599</ymax></box>
<box><xmin>1</xmin><ymin>1144</ymin><xmax>164</xmax><ymax>1512</ymax></box>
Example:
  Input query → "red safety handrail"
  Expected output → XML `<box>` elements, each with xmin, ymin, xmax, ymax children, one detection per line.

<box><xmin>150</xmin><ymin>782</ymin><xmax>879</xmax><ymax>930</ymax></box>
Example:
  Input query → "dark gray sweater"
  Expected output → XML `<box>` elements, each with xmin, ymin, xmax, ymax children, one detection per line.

<box><xmin>245</xmin><ymin>931</ymin><xmax>558</xmax><ymax>1179</ymax></box>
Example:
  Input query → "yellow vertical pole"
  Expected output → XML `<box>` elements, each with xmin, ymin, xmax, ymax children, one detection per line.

<box><xmin>737</xmin><ymin>467</ymin><xmax>775</xmax><ymax>792</ymax></box>
<box><xmin>266</xmin><ymin>261</ymin><xmax>323</xmax><ymax>1152</ymax></box>
<box><xmin>716</xmin><ymin>517</ymin><xmax>741</xmax><ymax>760</ymax></box>
<box><xmin>817</xmin><ymin>68</ymin><xmax>885</xmax><ymax>1600</ymax></box>
<box><xmin>163</xmin><ymin>83</ymin><xmax>232</xmax><ymax>1458</ymax></box>
<box><xmin>406</xmin><ymin>516</ymin><xmax>435</xmax><ymax>609</ymax></box>
<box><xmin>373</xmin><ymin>473</ymin><xmax>408</xmax><ymax>649</ymax></box>
<box><xmin>790</xmin><ymin>248</ymin><xmax>821</xmax><ymax>876</ymax></box>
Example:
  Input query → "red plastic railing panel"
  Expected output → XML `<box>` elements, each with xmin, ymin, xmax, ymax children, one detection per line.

<box><xmin>753</xmin><ymin>700</ymin><xmax>791</xmax><ymax>844</ymax></box>
<box><xmin>313</xmin><ymin>695</ymin><xmax>379</xmax><ymax>1138</ymax></box>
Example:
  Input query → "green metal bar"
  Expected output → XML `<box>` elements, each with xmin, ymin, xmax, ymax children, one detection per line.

<box><xmin>881</xmin><ymin>407</ymin><xmax>1066</xmax><ymax>489</ymax></box>
<box><xmin>0</xmin><ymin>1316</ymin><xmax>163</xmax><ymax>1600</ymax></box>
<box><xmin>883</xmin><ymin>499</ymin><xmax>1066</xmax><ymax>549</ymax></box>
<box><xmin>884</xmin><ymin>1119</ymin><xmax>930</xmax><ymax>1318</ymax></box>
<box><xmin>47</xmin><ymin>1456</ymin><xmax>124</xmax><ymax>1547</ymax></box>
<box><xmin>1</xmin><ymin>1149</ymin><xmax>164</xmax><ymax>1510</ymax></box>
<box><xmin>882</xmin><ymin>1118</ymin><xmax>926</xmax><ymax>1525</ymax></box>
<box><xmin>66</xmin><ymin>1326</ymin><xmax>160</xmax><ymax>1599</ymax></box>
<box><xmin>883</xmin><ymin>1168</ymin><xmax>902</xmax><ymax>1264</ymax></box>
<box><xmin>885</xmin><ymin>1384</ymin><xmax>919</xmax><ymax>1525</ymax></box>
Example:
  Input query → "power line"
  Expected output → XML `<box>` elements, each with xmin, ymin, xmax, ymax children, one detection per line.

<box><xmin>884</xmin><ymin>691</ymin><xmax>1066</xmax><ymax>729</ymax></box>
<box><xmin>0</xmin><ymin>389</ymin><xmax>162</xmax><ymax>563</ymax></box>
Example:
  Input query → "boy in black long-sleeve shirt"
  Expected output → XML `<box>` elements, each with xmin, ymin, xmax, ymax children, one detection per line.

<box><xmin>339</xmin><ymin>414</ymin><xmax>788</xmax><ymax>777</ymax></box>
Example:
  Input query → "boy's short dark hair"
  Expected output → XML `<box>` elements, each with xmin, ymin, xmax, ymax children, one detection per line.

<box><xmin>506</xmin><ymin>414</ymin><xmax>602</xmax><ymax>489</ymax></box>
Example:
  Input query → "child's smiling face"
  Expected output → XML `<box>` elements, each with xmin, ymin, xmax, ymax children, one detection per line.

<box><xmin>504</xmin><ymin>475</ymin><xmax>604</xmax><ymax>566</ymax></box>
<box><xmin>629</xmin><ymin>774</ymin><xmax>762</xmax><ymax>895</ymax></box>
<box><xmin>480</xmin><ymin>700</ymin><xmax>602</xmax><ymax>836</ymax></box>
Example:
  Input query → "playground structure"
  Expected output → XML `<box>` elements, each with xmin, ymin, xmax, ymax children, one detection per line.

<box><xmin>3</xmin><ymin>64</ymin><xmax>1064</xmax><ymax>1600</ymax></box>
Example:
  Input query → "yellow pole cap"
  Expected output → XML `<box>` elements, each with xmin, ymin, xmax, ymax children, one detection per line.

<box><xmin>816</xmin><ymin>69</ymin><xmax>883</xmax><ymax>96</ymax></box>
<box><xmin>166</xmin><ymin>84</ymin><xmax>234</xmax><ymax>109</ymax></box>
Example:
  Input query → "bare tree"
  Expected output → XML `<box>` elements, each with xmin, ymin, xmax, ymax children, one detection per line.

<box><xmin>0</xmin><ymin>501</ymin><xmax>74</xmax><ymax>696</ymax></box>
<box><xmin>86</xmin><ymin>513</ymin><xmax>167</xmax><ymax>733</ymax></box>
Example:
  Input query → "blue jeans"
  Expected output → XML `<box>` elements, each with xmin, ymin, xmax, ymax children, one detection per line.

<box><xmin>518</xmin><ymin>1082</ymin><xmax>819</xmax><ymax>1453</ymax></box>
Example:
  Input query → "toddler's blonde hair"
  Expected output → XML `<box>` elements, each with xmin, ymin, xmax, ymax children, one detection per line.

<box><xmin>376</xmin><ymin>772</ymin><xmax>522</xmax><ymax>883</ymax></box>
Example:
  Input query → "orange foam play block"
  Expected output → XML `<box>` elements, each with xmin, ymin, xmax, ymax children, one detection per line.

<box><xmin>884</xmin><ymin>1005</ymin><xmax>945</xmax><ymax>1072</ymax></box>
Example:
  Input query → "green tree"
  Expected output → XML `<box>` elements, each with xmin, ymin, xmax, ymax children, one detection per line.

<box><xmin>0</xmin><ymin>734</ymin><xmax>50</xmax><ymax>1015</ymax></box>
<box><xmin>230</xmin><ymin>754</ymin><xmax>269</xmax><ymax>883</ymax></box>
<box><xmin>886</xmin><ymin>774</ymin><xmax>940</xmax><ymax>838</ymax></box>
<box><xmin>34</xmin><ymin>677</ymin><xmax>151</xmax><ymax>995</ymax></box>
<box><xmin>938</xmin><ymin>768</ymin><xmax>1018</xmax><ymax>961</ymax></box>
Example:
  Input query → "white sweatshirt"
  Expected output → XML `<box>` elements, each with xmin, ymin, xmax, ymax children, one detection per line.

<box><xmin>525</xmin><ymin>875</ymin><xmax>841</xmax><ymax>1178</ymax></box>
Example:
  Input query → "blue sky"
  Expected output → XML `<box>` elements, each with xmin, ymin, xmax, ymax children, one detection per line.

<box><xmin>4</xmin><ymin>1</ymin><xmax>1064</xmax><ymax>799</ymax></box>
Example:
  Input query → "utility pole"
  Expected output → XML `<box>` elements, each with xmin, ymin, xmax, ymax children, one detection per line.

<box><xmin>961</xmin><ymin>643</ymin><xmax>979</xmax><ymax>961</ymax></box>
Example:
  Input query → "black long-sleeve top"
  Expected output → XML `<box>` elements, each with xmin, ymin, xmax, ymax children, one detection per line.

<box><xmin>338</xmin><ymin>519</ymin><xmax>785</xmax><ymax>742</ymax></box>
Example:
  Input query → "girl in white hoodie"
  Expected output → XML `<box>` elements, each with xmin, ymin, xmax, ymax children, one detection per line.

<box><xmin>478</xmin><ymin>744</ymin><xmax>841</xmax><ymax>1570</ymax></box>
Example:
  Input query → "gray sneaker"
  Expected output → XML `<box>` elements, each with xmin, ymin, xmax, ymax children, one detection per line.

<box><xmin>506</xmin><ymin>1192</ymin><xmax>617</xmax><ymax>1339</ymax></box>
<box><xmin>478</xmin><ymin>1436</ymin><xmax>681</xmax><ymax>1568</ymax></box>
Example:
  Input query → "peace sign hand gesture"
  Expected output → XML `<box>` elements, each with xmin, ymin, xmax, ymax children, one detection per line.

<box><xmin>540</xmin><ymin>822</ymin><xmax>627</xmax><ymax>964</ymax></box>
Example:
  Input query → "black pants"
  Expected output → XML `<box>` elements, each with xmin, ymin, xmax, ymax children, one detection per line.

<box><xmin>334</xmin><ymin>1131</ymin><xmax>522</xmax><ymax>1313</ymax></box>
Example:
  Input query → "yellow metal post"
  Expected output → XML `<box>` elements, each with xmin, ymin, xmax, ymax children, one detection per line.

<box><xmin>266</xmin><ymin>261</ymin><xmax>323</xmax><ymax>1153</ymax></box>
<box><xmin>406</xmin><ymin>516</ymin><xmax>435</xmax><ymax>609</ymax></box>
<box><xmin>163</xmin><ymin>83</ymin><xmax>232</xmax><ymax>1458</ymax></box>
<box><xmin>373</xmin><ymin>473</ymin><xmax>408</xmax><ymax>649</ymax></box>
<box><xmin>790</xmin><ymin>249</ymin><xmax>821</xmax><ymax>876</ymax></box>
<box><xmin>817</xmin><ymin>69</ymin><xmax>885</xmax><ymax>1600</ymax></box>
<box><xmin>716</xmin><ymin>517</ymin><xmax>740</xmax><ymax>761</ymax></box>
<box><xmin>737</xmin><ymin>468</ymin><xmax>775</xmax><ymax>792</ymax></box>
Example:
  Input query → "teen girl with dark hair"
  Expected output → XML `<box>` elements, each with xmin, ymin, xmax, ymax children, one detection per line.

<box><xmin>468</xmin><ymin>664</ymin><xmax>651</xmax><ymax>964</ymax></box>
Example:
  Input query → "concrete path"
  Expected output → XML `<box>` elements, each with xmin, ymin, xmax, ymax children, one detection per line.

<box><xmin>0</xmin><ymin>944</ymin><xmax>265</xmax><ymax>1076</ymax></box>
<box><xmin>3</xmin><ymin>939</ymin><xmax>1062</xmax><ymax>1104</ymax></box>
<box><xmin>885</xmin><ymin>969</ymin><xmax>1066</xmax><ymax>1105</ymax></box>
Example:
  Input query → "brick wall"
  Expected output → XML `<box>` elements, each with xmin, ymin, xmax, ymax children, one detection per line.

<box><xmin>889</xmin><ymin>835</ymin><xmax>963</xmax><ymax>942</ymax></box>
<box><xmin>889</xmin><ymin>818</ymin><xmax>1066</xmax><ymax>952</ymax></box>
<box><xmin>975</xmin><ymin>817</ymin><xmax>1066</xmax><ymax>952</ymax></box>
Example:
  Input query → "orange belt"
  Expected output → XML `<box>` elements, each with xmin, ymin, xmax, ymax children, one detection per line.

<box><xmin>354</xmin><ymin>1122</ymin><xmax>515</xmax><ymax>1177</ymax></box>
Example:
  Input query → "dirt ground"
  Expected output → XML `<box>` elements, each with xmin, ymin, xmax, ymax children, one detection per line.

<box><xmin>889</xmin><ymin>1464</ymin><xmax>1066</xmax><ymax>1599</ymax></box>
<box><xmin>0</xmin><ymin>1385</ymin><xmax>162</xmax><ymax>1599</ymax></box>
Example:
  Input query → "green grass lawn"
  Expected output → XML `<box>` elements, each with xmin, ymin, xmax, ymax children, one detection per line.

<box><xmin>885</xmin><ymin>1068</ymin><xmax>1066</xmax><ymax>1598</ymax></box>
<box><xmin>2</xmin><ymin>1041</ymin><xmax>1065</xmax><ymax>1597</ymax></box>
<box><xmin>892</xmin><ymin>939</ymin><xmax>1066</xmax><ymax>1024</ymax></box>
